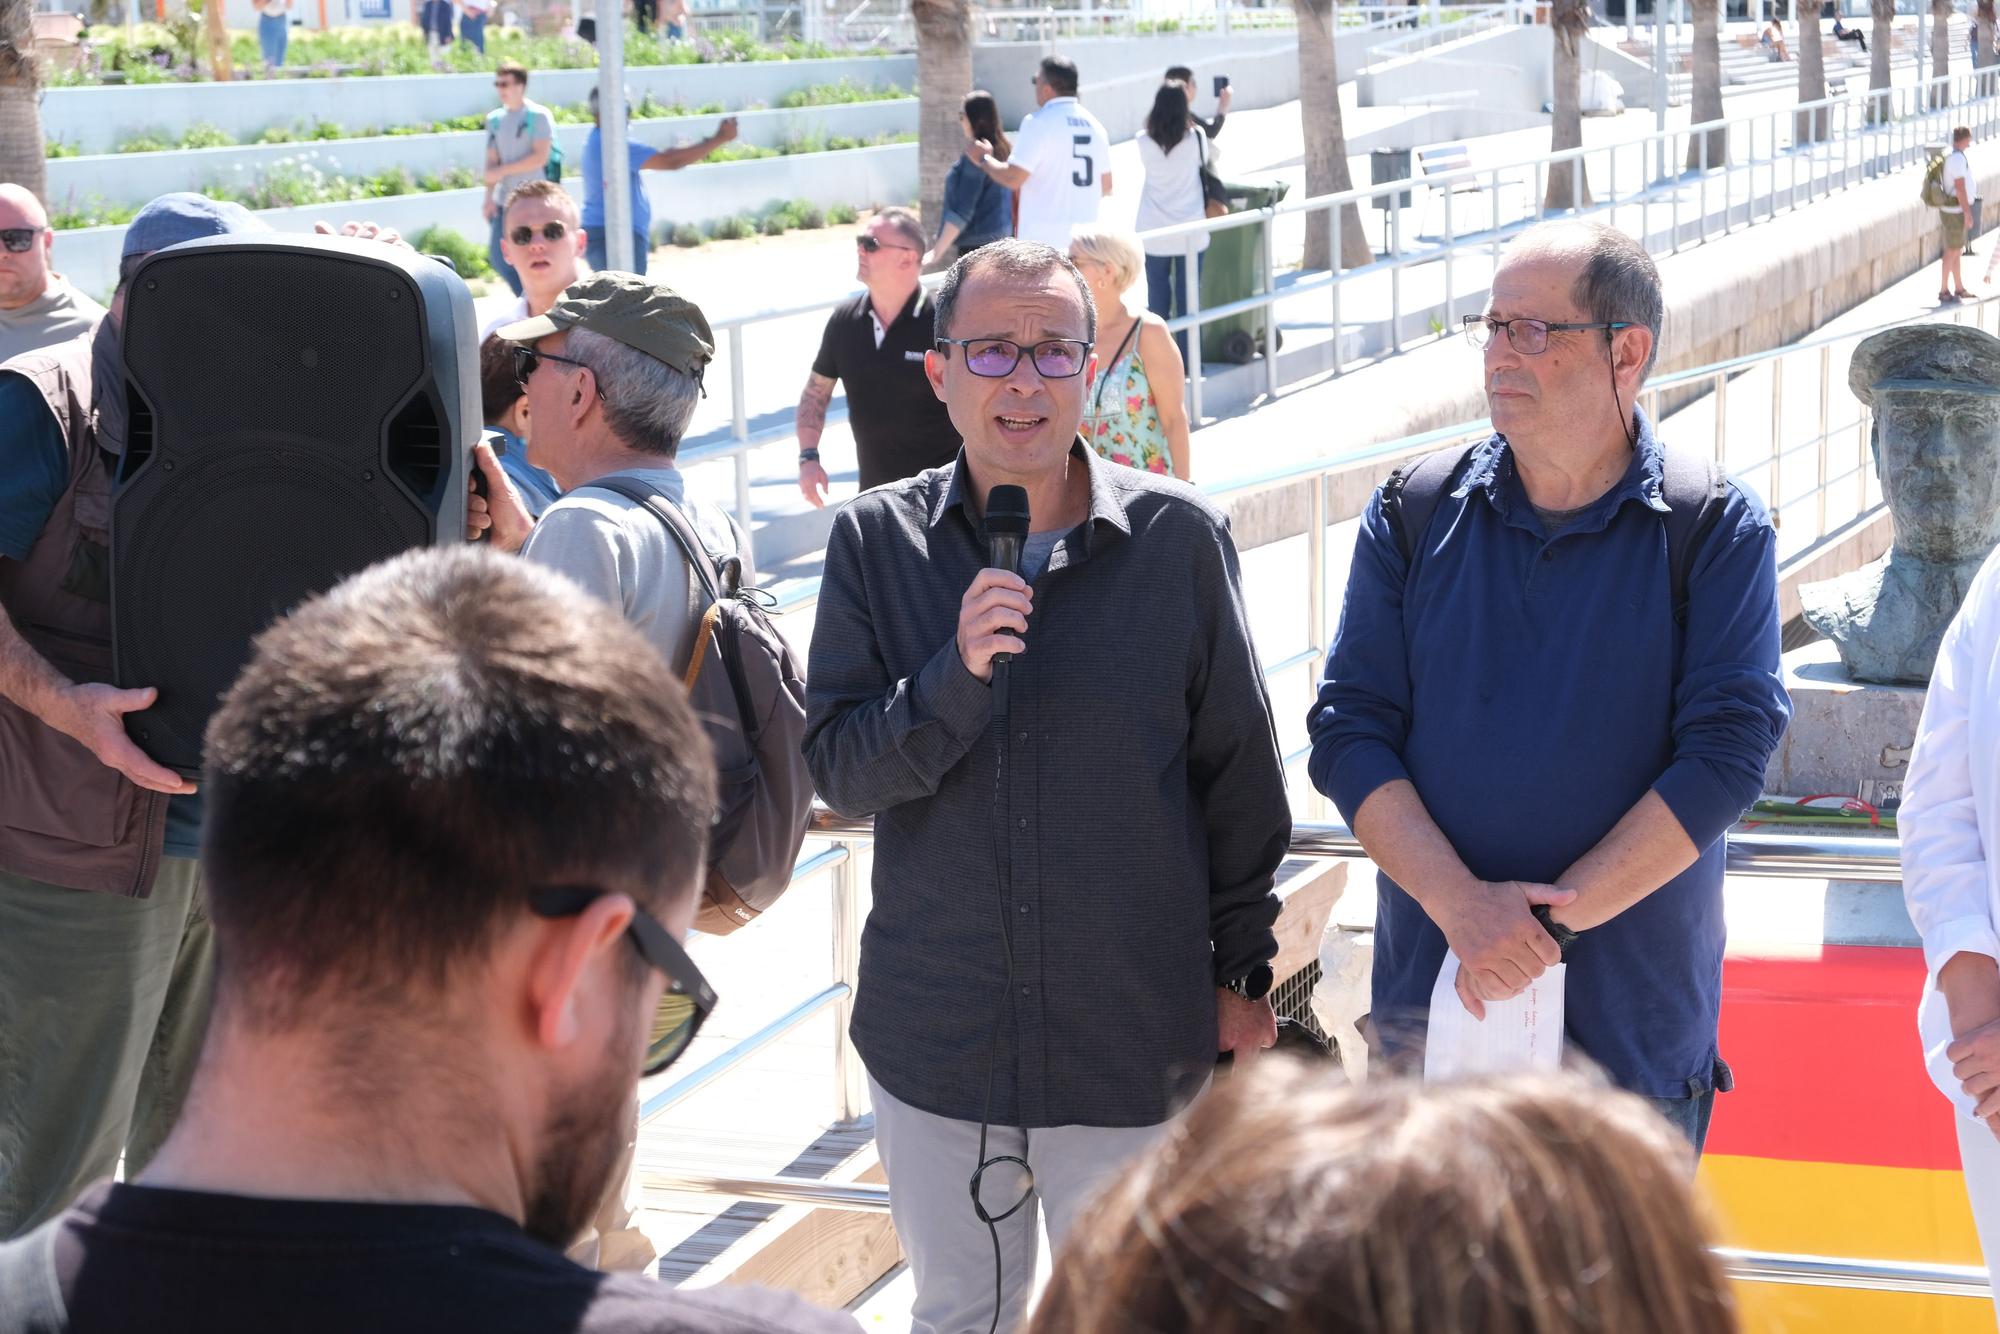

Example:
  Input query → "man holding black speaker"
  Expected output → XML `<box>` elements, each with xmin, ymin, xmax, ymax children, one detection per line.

<box><xmin>802</xmin><ymin>239</ymin><xmax>1290</xmax><ymax>1334</ymax></box>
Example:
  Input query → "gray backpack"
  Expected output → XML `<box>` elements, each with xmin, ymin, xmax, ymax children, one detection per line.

<box><xmin>589</xmin><ymin>479</ymin><xmax>813</xmax><ymax>935</ymax></box>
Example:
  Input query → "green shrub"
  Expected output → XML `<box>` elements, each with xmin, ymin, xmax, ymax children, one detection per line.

<box><xmin>786</xmin><ymin>199</ymin><xmax>826</xmax><ymax>229</ymax></box>
<box><xmin>256</xmin><ymin>124</ymin><xmax>298</xmax><ymax>144</ymax></box>
<box><xmin>44</xmin><ymin>139</ymin><xmax>80</xmax><ymax>159</ymax></box>
<box><xmin>181</xmin><ymin>121</ymin><xmax>235</xmax><ymax>149</ymax></box>
<box><xmin>777</xmin><ymin>78</ymin><xmax>906</xmax><ymax>109</ymax></box>
<box><xmin>114</xmin><ymin>130</ymin><xmax>175</xmax><ymax>154</ymax></box>
<box><xmin>708</xmin><ymin>214</ymin><xmax>753</xmax><ymax>241</ymax></box>
<box><xmin>410</xmin><ymin>224</ymin><xmax>492</xmax><ymax>278</ymax></box>
<box><xmin>49</xmin><ymin>196</ymin><xmax>139</xmax><ymax>230</ymax></box>
<box><xmin>671</xmin><ymin>222</ymin><xmax>705</xmax><ymax>247</ymax></box>
<box><xmin>826</xmin><ymin>202</ymin><xmax>858</xmax><ymax>225</ymax></box>
<box><xmin>759</xmin><ymin>213</ymin><xmax>789</xmax><ymax>237</ymax></box>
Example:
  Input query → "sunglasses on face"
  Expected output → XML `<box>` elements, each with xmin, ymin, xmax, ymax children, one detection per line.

<box><xmin>0</xmin><ymin>228</ymin><xmax>45</xmax><ymax>254</ymax></box>
<box><xmin>509</xmin><ymin>220</ymin><xmax>569</xmax><ymax>246</ymax></box>
<box><xmin>855</xmin><ymin>234</ymin><xmax>915</xmax><ymax>254</ymax></box>
<box><xmin>936</xmin><ymin>337</ymin><xmax>1093</xmax><ymax>379</ymax></box>
<box><xmin>529</xmin><ymin>887</ymin><xmax>716</xmax><ymax>1077</ymax></box>
<box><xmin>511</xmin><ymin>345</ymin><xmax>604</xmax><ymax>397</ymax></box>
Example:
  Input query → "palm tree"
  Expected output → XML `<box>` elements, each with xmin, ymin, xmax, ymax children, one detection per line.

<box><xmin>202</xmin><ymin>0</ymin><xmax>234</xmax><ymax>83</ymax></box>
<box><xmin>0</xmin><ymin>0</ymin><xmax>44</xmax><ymax>202</ymax></box>
<box><xmin>1797</xmin><ymin>0</ymin><xmax>1829</xmax><ymax>142</ymax></box>
<box><xmin>911</xmin><ymin>0</ymin><xmax>971</xmax><ymax>245</ymax></box>
<box><xmin>1868</xmin><ymin>0</ymin><xmax>1893</xmax><ymax>121</ymax></box>
<box><xmin>1931</xmin><ymin>0</ymin><xmax>1951</xmax><ymax>106</ymax></box>
<box><xmin>1295</xmin><ymin>0</ymin><xmax>1370</xmax><ymax>269</ymax></box>
<box><xmin>1685</xmin><ymin>0</ymin><xmax>1726</xmax><ymax>171</ymax></box>
<box><xmin>1545</xmin><ymin>0</ymin><xmax>1592</xmax><ymax>210</ymax></box>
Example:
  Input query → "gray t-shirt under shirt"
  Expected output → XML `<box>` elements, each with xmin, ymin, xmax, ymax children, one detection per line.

<box><xmin>1022</xmin><ymin>529</ymin><xmax>1062</xmax><ymax>580</ymax></box>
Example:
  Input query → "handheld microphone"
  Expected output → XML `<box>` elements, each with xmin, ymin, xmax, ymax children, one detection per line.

<box><xmin>985</xmin><ymin>485</ymin><xmax>1030</xmax><ymax>670</ymax></box>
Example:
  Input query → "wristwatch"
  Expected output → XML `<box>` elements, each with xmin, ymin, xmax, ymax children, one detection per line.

<box><xmin>1531</xmin><ymin>904</ymin><xmax>1581</xmax><ymax>962</ymax></box>
<box><xmin>797</xmin><ymin>448</ymin><xmax>821</xmax><ymax>464</ymax></box>
<box><xmin>1224</xmin><ymin>962</ymin><xmax>1274</xmax><ymax>1001</ymax></box>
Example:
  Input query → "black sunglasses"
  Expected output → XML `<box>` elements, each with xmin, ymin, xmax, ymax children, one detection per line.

<box><xmin>529</xmin><ymin>886</ymin><xmax>716</xmax><ymax>1077</ymax></box>
<box><xmin>856</xmin><ymin>234</ymin><xmax>916</xmax><ymax>254</ymax></box>
<box><xmin>512</xmin><ymin>344</ymin><xmax>605</xmax><ymax>397</ymax></box>
<box><xmin>0</xmin><ymin>228</ymin><xmax>45</xmax><ymax>254</ymax></box>
<box><xmin>509</xmin><ymin>220</ymin><xmax>569</xmax><ymax>246</ymax></box>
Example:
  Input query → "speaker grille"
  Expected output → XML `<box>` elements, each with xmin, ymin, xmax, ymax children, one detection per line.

<box><xmin>113</xmin><ymin>241</ymin><xmax>466</xmax><ymax>774</ymax></box>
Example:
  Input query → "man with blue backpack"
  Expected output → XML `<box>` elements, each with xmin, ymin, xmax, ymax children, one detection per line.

<box><xmin>1309</xmin><ymin>220</ymin><xmax>1790</xmax><ymax>1153</ymax></box>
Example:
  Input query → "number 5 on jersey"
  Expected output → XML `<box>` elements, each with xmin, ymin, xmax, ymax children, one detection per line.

<box><xmin>1071</xmin><ymin>134</ymin><xmax>1094</xmax><ymax>188</ymax></box>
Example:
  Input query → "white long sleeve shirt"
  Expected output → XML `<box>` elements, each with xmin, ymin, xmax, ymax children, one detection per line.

<box><xmin>1905</xmin><ymin>545</ymin><xmax>2000</xmax><ymax>1116</ymax></box>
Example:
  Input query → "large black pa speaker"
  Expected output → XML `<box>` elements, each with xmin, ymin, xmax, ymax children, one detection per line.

<box><xmin>113</xmin><ymin>233</ymin><xmax>477</xmax><ymax>776</ymax></box>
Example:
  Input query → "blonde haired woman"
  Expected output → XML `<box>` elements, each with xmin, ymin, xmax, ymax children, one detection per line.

<box><xmin>1068</xmin><ymin>225</ymin><xmax>1193</xmax><ymax>481</ymax></box>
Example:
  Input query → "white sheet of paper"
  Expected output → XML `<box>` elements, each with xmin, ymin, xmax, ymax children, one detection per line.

<box><xmin>1422</xmin><ymin>949</ymin><xmax>1567</xmax><ymax>1081</ymax></box>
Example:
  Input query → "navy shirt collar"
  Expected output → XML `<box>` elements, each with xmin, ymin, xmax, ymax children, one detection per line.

<box><xmin>1455</xmin><ymin>404</ymin><xmax>1672</xmax><ymax>533</ymax></box>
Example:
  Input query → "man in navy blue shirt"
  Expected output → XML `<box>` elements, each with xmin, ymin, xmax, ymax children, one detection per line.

<box><xmin>1309</xmin><ymin>220</ymin><xmax>1789</xmax><ymax>1151</ymax></box>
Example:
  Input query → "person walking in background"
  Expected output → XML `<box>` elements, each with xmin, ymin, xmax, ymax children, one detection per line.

<box><xmin>1901</xmin><ymin>544</ymin><xmax>2000</xmax><ymax>1329</ymax></box>
<box><xmin>458</xmin><ymin>0</ymin><xmax>490</xmax><ymax>52</ymax></box>
<box><xmin>923</xmin><ymin>91</ymin><xmax>1014</xmax><ymax>269</ymax></box>
<box><xmin>663</xmin><ymin>0</ymin><xmax>690</xmax><ymax>38</ymax></box>
<box><xmin>581</xmin><ymin>88</ymin><xmax>737</xmax><ymax>276</ymax></box>
<box><xmin>1940</xmin><ymin>126</ymin><xmax>1975</xmax><ymax>304</ymax></box>
<box><xmin>419</xmin><ymin>0</ymin><xmax>454</xmax><ymax>48</ymax></box>
<box><xmin>1165</xmin><ymin>63</ymin><xmax>1232</xmax><ymax>139</ymax></box>
<box><xmin>482</xmin><ymin>61</ymin><xmax>555</xmax><ymax>298</ymax></box>
<box><xmin>964</xmin><ymin>56</ymin><xmax>1110</xmax><ymax>250</ymax></box>
<box><xmin>1069</xmin><ymin>225</ymin><xmax>1191</xmax><ymax>481</ymax></box>
<box><xmin>1028</xmin><ymin>1064</ymin><xmax>1739</xmax><ymax>1334</ymax></box>
<box><xmin>253</xmin><ymin>0</ymin><xmax>291</xmax><ymax>68</ymax></box>
<box><xmin>797</xmin><ymin>209</ymin><xmax>960</xmax><ymax>508</ymax></box>
<box><xmin>1136</xmin><ymin>81</ymin><xmax>1211</xmax><ymax>363</ymax></box>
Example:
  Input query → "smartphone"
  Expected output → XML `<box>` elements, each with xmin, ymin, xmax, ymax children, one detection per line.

<box><xmin>1214</xmin><ymin>75</ymin><xmax>1230</xmax><ymax>95</ymax></box>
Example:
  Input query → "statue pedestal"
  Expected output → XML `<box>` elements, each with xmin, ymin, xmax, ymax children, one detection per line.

<box><xmin>1764</xmin><ymin>640</ymin><xmax>1927</xmax><ymax>806</ymax></box>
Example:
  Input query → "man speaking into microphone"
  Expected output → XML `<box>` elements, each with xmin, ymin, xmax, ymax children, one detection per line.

<box><xmin>804</xmin><ymin>239</ymin><xmax>1290</xmax><ymax>1334</ymax></box>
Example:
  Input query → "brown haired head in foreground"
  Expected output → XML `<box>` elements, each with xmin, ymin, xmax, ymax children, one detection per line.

<box><xmin>1030</xmin><ymin>1060</ymin><xmax>1736</xmax><ymax>1334</ymax></box>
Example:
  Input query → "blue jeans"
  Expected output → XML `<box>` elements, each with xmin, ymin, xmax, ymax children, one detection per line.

<box><xmin>586</xmin><ymin>228</ymin><xmax>650</xmax><ymax>276</ymax></box>
<box><xmin>487</xmin><ymin>210</ymin><xmax>522</xmax><ymax>296</ymax></box>
<box><xmin>458</xmin><ymin>11</ymin><xmax>486</xmax><ymax>50</ymax></box>
<box><xmin>258</xmin><ymin>12</ymin><xmax>287</xmax><ymax>66</ymax></box>
<box><xmin>1144</xmin><ymin>251</ymin><xmax>1197</xmax><ymax>362</ymax></box>
<box><xmin>1642</xmin><ymin>1054</ymin><xmax>1732</xmax><ymax>1156</ymax></box>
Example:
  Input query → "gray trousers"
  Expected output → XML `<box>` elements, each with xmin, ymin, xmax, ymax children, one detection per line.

<box><xmin>0</xmin><ymin>857</ymin><xmax>212</xmax><ymax>1237</ymax></box>
<box><xmin>870</xmin><ymin>1074</ymin><xmax>1172</xmax><ymax>1334</ymax></box>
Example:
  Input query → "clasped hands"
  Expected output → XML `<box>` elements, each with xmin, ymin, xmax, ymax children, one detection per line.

<box><xmin>1434</xmin><ymin>878</ymin><xmax>1576</xmax><ymax>1020</ymax></box>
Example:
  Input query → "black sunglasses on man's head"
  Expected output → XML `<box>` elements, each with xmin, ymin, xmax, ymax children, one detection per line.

<box><xmin>529</xmin><ymin>887</ymin><xmax>716</xmax><ymax>1076</ymax></box>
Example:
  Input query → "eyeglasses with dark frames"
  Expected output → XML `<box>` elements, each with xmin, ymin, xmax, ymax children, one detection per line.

<box><xmin>529</xmin><ymin>886</ymin><xmax>716</xmax><ymax>1077</ymax></box>
<box><xmin>1461</xmin><ymin>314</ymin><xmax>1634</xmax><ymax>356</ymax></box>
<box><xmin>508</xmin><ymin>221</ymin><xmax>569</xmax><ymax>246</ymax></box>
<box><xmin>935</xmin><ymin>337</ymin><xmax>1094</xmax><ymax>379</ymax></box>
<box><xmin>0</xmin><ymin>228</ymin><xmax>46</xmax><ymax>254</ymax></box>
<box><xmin>855</xmin><ymin>234</ymin><xmax>918</xmax><ymax>254</ymax></box>
<box><xmin>512</xmin><ymin>345</ymin><xmax>606</xmax><ymax>398</ymax></box>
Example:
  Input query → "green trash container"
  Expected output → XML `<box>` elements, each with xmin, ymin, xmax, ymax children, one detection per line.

<box><xmin>1199</xmin><ymin>178</ymin><xmax>1292</xmax><ymax>366</ymax></box>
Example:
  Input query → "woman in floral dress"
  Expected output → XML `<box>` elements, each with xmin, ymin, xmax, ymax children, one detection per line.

<box><xmin>1068</xmin><ymin>226</ymin><xmax>1194</xmax><ymax>481</ymax></box>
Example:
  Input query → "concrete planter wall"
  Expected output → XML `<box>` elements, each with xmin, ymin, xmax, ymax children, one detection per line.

<box><xmin>42</xmin><ymin>55</ymin><xmax>916</xmax><ymax>153</ymax></box>
<box><xmin>53</xmin><ymin>140</ymin><xmax>917</xmax><ymax>299</ymax></box>
<box><xmin>46</xmin><ymin>98</ymin><xmax>916</xmax><ymax>209</ymax></box>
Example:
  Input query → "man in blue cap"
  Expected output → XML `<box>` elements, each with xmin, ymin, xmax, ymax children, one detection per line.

<box><xmin>0</xmin><ymin>194</ymin><xmax>273</xmax><ymax>1238</ymax></box>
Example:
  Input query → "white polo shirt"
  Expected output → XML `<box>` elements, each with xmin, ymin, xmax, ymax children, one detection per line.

<box><xmin>1010</xmin><ymin>96</ymin><xmax>1110</xmax><ymax>250</ymax></box>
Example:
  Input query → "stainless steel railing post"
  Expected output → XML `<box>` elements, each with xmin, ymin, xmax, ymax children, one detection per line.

<box><xmin>830</xmin><ymin>838</ymin><xmax>867</xmax><ymax>1124</ymax></box>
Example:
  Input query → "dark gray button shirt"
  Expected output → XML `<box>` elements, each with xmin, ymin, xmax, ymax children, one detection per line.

<box><xmin>804</xmin><ymin>443</ymin><xmax>1289</xmax><ymax>1128</ymax></box>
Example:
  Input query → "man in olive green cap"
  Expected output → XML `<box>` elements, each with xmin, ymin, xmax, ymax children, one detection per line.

<box><xmin>488</xmin><ymin>270</ymin><xmax>751</xmax><ymax>1273</ymax></box>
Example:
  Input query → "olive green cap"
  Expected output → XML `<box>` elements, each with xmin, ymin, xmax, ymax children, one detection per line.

<box><xmin>495</xmin><ymin>271</ymin><xmax>715</xmax><ymax>380</ymax></box>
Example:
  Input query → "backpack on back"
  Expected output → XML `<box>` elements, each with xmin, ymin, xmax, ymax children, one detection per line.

<box><xmin>1923</xmin><ymin>152</ymin><xmax>1954</xmax><ymax>208</ymax></box>
<box><xmin>1379</xmin><ymin>439</ymin><xmax>1730</xmax><ymax>630</ymax></box>
<box><xmin>588</xmin><ymin>478</ymin><xmax>813</xmax><ymax>936</ymax></box>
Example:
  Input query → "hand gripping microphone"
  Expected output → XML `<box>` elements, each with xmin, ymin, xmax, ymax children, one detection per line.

<box><xmin>985</xmin><ymin>484</ymin><xmax>1031</xmax><ymax>655</ymax></box>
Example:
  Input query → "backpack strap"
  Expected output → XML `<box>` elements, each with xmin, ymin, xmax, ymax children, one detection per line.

<box><xmin>583</xmin><ymin>477</ymin><xmax>731</xmax><ymax>604</ymax></box>
<box><xmin>0</xmin><ymin>1220</ymin><xmax>66</xmax><ymax>1334</ymax></box>
<box><xmin>1658</xmin><ymin>448</ymin><xmax>1730</xmax><ymax>629</ymax></box>
<box><xmin>1380</xmin><ymin>443</ymin><xmax>1482</xmax><ymax>565</ymax></box>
